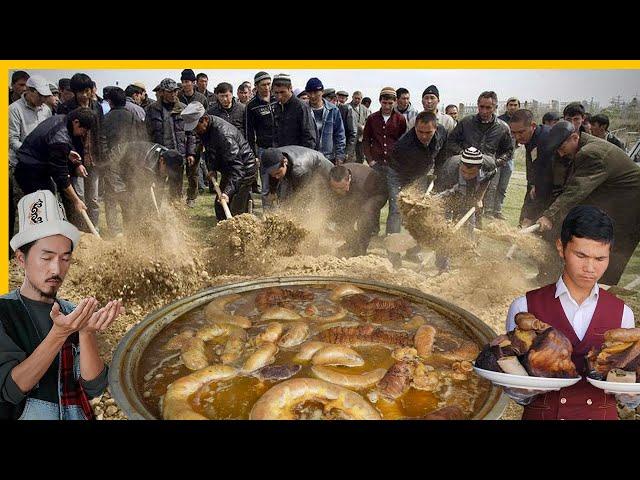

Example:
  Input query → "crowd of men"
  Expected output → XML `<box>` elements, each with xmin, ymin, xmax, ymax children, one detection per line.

<box><xmin>8</xmin><ymin>68</ymin><xmax>640</xmax><ymax>285</ymax></box>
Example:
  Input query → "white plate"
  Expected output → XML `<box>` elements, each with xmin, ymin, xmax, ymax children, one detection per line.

<box><xmin>586</xmin><ymin>377</ymin><xmax>640</xmax><ymax>394</ymax></box>
<box><xmin>473</xmin><ymin>366</ymin><xmax>582</xmax><ymax>392</ymax></box>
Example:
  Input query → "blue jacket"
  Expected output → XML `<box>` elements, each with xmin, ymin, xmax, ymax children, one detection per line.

<box><xmin>314</xmin><ymin>98</ymin><xmax>346</xmax><ymax>163</ymax></box>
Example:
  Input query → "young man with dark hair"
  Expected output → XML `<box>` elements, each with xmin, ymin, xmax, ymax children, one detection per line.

<box><xmin>542</xmin><ymin>111</ymin><xmax>560</xmax><ymax>126</ymax></box>
<box><xmin>207</xmin><ymin>82</ymin><xmax>247</xmax><ymax>137</ymax></box>
<box><xmin>563</xmin><ymin>102</ymin><xmax>586</xmax><ymax>133</ymax></box>
<box><xmin>503</xmin><ymin>205</ymin><xmax>640</xmax><ymax>419</ymax></box>
<box><xmin>245</xmin><ymin>71</ymin><xmax>277</xmax><ymax>204</ymax></box>
<box><xmin>181</xmin><ymin>102</ymin><xmax>257</xmax><ymax>221</ymax></box>
<box><xmin>328</xmin><ymin>162</ymin><xmax>389</xmax><ymax>257</ymax></box>
<box><xmin>421</xmin><ymin>84</ymin><xmax>456</xmax><ymax>133</ymax></box>
<box><xmin>349</xmin><ymin>90</ymin><xmax>371</xmax><ymax>163</ymax></box>
<box><xmin>14</xmin><ymin>107</ymin><xmax>96</xmax><ymax>218</ymax></box>
<box><xmin>537</xmin><ymin>120</ymin><xmax>640</xmax><ymax>285</ymax></box>
<box><xmin>508</xmin><ymin>109</ymin><xmax>555</xmax><ymax>226</ymax></box>
<box><xmin>445</xmin><ymin>90</ymin><xmax>514</xmax><ymax>223</ymax></box>
<box><xmin>178</xmin><ymin>69</ymin><xmax>209</xmax><ymax>109</ymax></box>
<box><xmin>1</xmin><ymin>190</ymin><xmax>124</xmax><ymax>419</ymax></box>
<box><xmin>196</xmin><ymin>73</ymin><xmax>215</xmax><ymax>103</ymax></box>
<box><xmin>306</xmin><ymin>79</ymin><xmax>346</xmax><ymax>165</ymax></box>
<box><xmin>9</xmin><ymin>70</ymin><xmax>30</xmax><ymax>105</ymax></box>
<box><xmin>237</xmin><ymin>83</ymin><xmax>252</xmax><ymax>105</ymax></box>
<box><xmin>362</xmin><ymin>87</ymin><xmax>406</xmax><ymax>235</ymax></box>
<box><xmin>590</xmin><ymin>114</ymin><xmax>625</xmax><ymax>150</ymax></box>
<box><xmin>57</xmin><ymin>73</ymin><xmax>107</xmax><ymax>231</ymax></box>
<box><xmin>145</xmin><ymin>78</ymin><xmax>197</xmax><ymax>205</ymax></box>
<box><xmin>272</xmin><ymin>74</ymin><xmax>317</xmax><ymax>150</ymax></box>
<box><xmin>394</xmin><ymin>87</ymin><xmax>418</xmax><ymax>130</ymax></box>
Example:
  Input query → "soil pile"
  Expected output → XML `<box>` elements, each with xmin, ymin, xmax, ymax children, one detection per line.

<box><xmin>398</xmin><ymin>187</ymin><xmax>473</xmax><ymax>257</ymax></box>
<box><xmin>207</xmin><ymin>213</ymin><xmax>309</xmax><ymax>275</ymax></box>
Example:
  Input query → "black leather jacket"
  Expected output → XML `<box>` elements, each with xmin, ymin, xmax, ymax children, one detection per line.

<box><xmin>270</xmin><ymin>145</ymin><xmax>333</xmax><ymax>199</ymax></box>
<box><xmin>200</xmin><ymin>115</ymin><xmax>257</xmax><ymax>196</ymax></box>
<box><xmin>445</xmin><ymin>113</ymin><xmax>514</xmax><ymax>166</ymax></box>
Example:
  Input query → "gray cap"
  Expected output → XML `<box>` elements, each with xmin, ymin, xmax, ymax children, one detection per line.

<box><xmin>322</xmin><ymin>88</ymin><xmax>337</xmax><ymax>98</ymax></box>
<box><xmin>273</xmin><ymin>73</ymin><xmax>291</xmax><ymax>84</ymax></box>
<box><xmin>26</xmin><ymin>76</ymin><xmax>53</xmax><ymax>96</ymax></box>
<box><xmin>546</xmin><ymin>120</ymin><xmax>576</xmax><ymax>154</ymax></box>
<box><xmin>180</xmin><ymin>102</ymin><xmax>206</xmax><ymax>131</ymax></box>
<box><xmin>337</xmin><ymin>90</ymin><xmax>349</xmax><ymax>97</ymax></box>
<box><xmin>154</xmin><ymin>78</ymin><xmax>180</xmax><ymax>92</ymax></box>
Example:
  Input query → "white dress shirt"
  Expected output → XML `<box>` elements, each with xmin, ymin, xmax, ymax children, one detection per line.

<box><xmin>506</xmin><ymin>277</ymin><xmax>635</xmax><ymax>340</ymax></box>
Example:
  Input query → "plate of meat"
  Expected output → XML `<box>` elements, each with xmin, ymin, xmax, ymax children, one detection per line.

<box><xmin>473</xmin><ymin>312</ymin><xmax>581</xmax><ymax>391</ymax></box>
<box><xmin>586</xmin><ymin>327</ymin><xmax>640</xmax><ymax>394</ymax></box>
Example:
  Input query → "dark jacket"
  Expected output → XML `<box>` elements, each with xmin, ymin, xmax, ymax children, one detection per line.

<box><xmin>199</xmin><ymin>115</ymin><xmax>257</xmax><ymax>197</ymax></box>
<box><xmin>273</xmin><ymin>95</ymin><xmax>317</xmax><ymax>150</ymax></box>
<box><xmin>103</xmin><ymin>106</ymin><xmax>146</xmax><ymax>150</ymax></box>
<box><xmin>0</xmin><ymin>290</ymin><xmax>108</xmax><ymax>420</ymax></box>
<box><xmin>145</xmin><ymin>100</ymin><xmax>196</xmax><ymax>157</ymax></box>
<box><xmin>245</xmin><ymin>95</ymin><xmax>277</xmax><ymax>154</ymax></box>
<box><xmin>545</xmin><ymin>133</ymin><xmax>640</xmax><ymax>227</ymax></box>
<box><xmin>520</xmin><ymin>124</ymin><xmax>554</xmax><ymax>220</ymax></box>
<box><xmin>57</xmin><ymin>97</ymin><xmax>107</xmax><ymax>167</ymax></box>
<box><xmin>338</xmin><ymin>103</ymin><xmax>357</xmax><ymax>157</ymax></box>
<box><xmin>270</xmin><ymin>145</ymin><xmax>334</xmax><ymax>199</ymax></box>
<box><xmin>445</xmin><ymin>113</ymin><xmax>514</xmax><ymax>166</ymax></box>
<box><xmin>15</xmin><ymin>114</ymin><xmax>83</xmax><ymax>191</ymax></box>
<box><xmin>178</xmin><ymin>90</ymin><xmax>209</xmax><ymax>109</ymax></box>
<box><xmin>207</xmin><ymin>98</ymin><xmax>247</xmax><ymax>138</ymax></box>
<box><xmin>342</xmin><ymin>162</ymin><xmax>389</xmax><ymax>203</ymax></box>
<box><xmin>389</xmin><ymin>124</ymin><xmax>448</xmax><ymax>185</ymax></box>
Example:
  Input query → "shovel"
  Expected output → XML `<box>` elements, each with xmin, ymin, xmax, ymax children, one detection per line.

<box><xmin>150</xmin><ymin>184</ymin><xmax>161</xmax><ymax>217</ymax></box>
<box><xmin>80</xmin><ymin>210</ymin><xmax>101</xmax><ymax>239</ymax></box>
<box><xmin>210</xmin><ymin>174</ymin><xmax>232</xmax><ymax>220</ymax></box>
<box><xmin>506</xmin><ymin>223</ymin><xmax>541</xmax><ymax>259</ymax></box>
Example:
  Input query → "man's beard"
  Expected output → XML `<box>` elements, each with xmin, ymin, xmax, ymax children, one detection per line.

<box><xmin>27</xmin><ymin>276</ymin><xmax>60</xmax><ymax>299</ymax></box>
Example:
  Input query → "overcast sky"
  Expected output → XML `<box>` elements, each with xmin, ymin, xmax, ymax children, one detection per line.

<box><xmin>17</xmin><ymin>68</ymin><xmax>640</xmax><ymax>108</ymax></box>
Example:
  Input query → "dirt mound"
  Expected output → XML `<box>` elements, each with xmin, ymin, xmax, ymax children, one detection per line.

<box><xmin>398</xmin><ymin>187</ymin><xmax>473</xmax><ymax>257</ymax></box>
<box><xmin>207</xmin><ymin>213</ymin><xmax>309</xmax><ymax>275</ymax></box>
<box><xmin>481</xmin><ymin>220</ymin><xmax>555</xmax><ymax>264</ymax></box>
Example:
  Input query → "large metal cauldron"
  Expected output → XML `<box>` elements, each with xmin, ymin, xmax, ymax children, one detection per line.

<box><xmin>109</xmin><ymin>276</ymin><xmax>508</xmax><ymax>420</ymax></box>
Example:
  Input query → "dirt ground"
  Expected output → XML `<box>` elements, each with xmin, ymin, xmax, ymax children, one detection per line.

<box><xmin>9</xmin><ymin>196</ymin><xmax>640</xmax><ymax>421</ymax></box>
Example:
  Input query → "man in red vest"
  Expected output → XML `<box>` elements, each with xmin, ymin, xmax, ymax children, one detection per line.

<box><xmin>504</xmin><ymin>205</ymin><xmax>639</xmax><ymax>419</ymax></box>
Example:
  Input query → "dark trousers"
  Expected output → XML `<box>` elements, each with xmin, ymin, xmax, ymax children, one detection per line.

<box><xmin>168</xmin><ymin>157</ymin><xmax>199</xmax><ymax>201</ymax></box>
<box><xmin>341</xmin><ymin>193</ymin><xmax>388</xmax><ymax>255</ymax></box>
<box><xmin>602</xmin><ymin>227</ymin><xmax>640</xmax><ymax>285</ymax></box>
<box><xmin>355</xmin><ymin>141</ymin><xmax>366</xmax><ymax>163</ymax></box>
<box><xmin>214</xmin><ymin>174</ymin><xmax>256</xmax><ymax>222</ymax></box>
<box><xmin>485</xmin><ymin>158</ymin><xmax>513</xmax><ymax>214</ymax></box>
